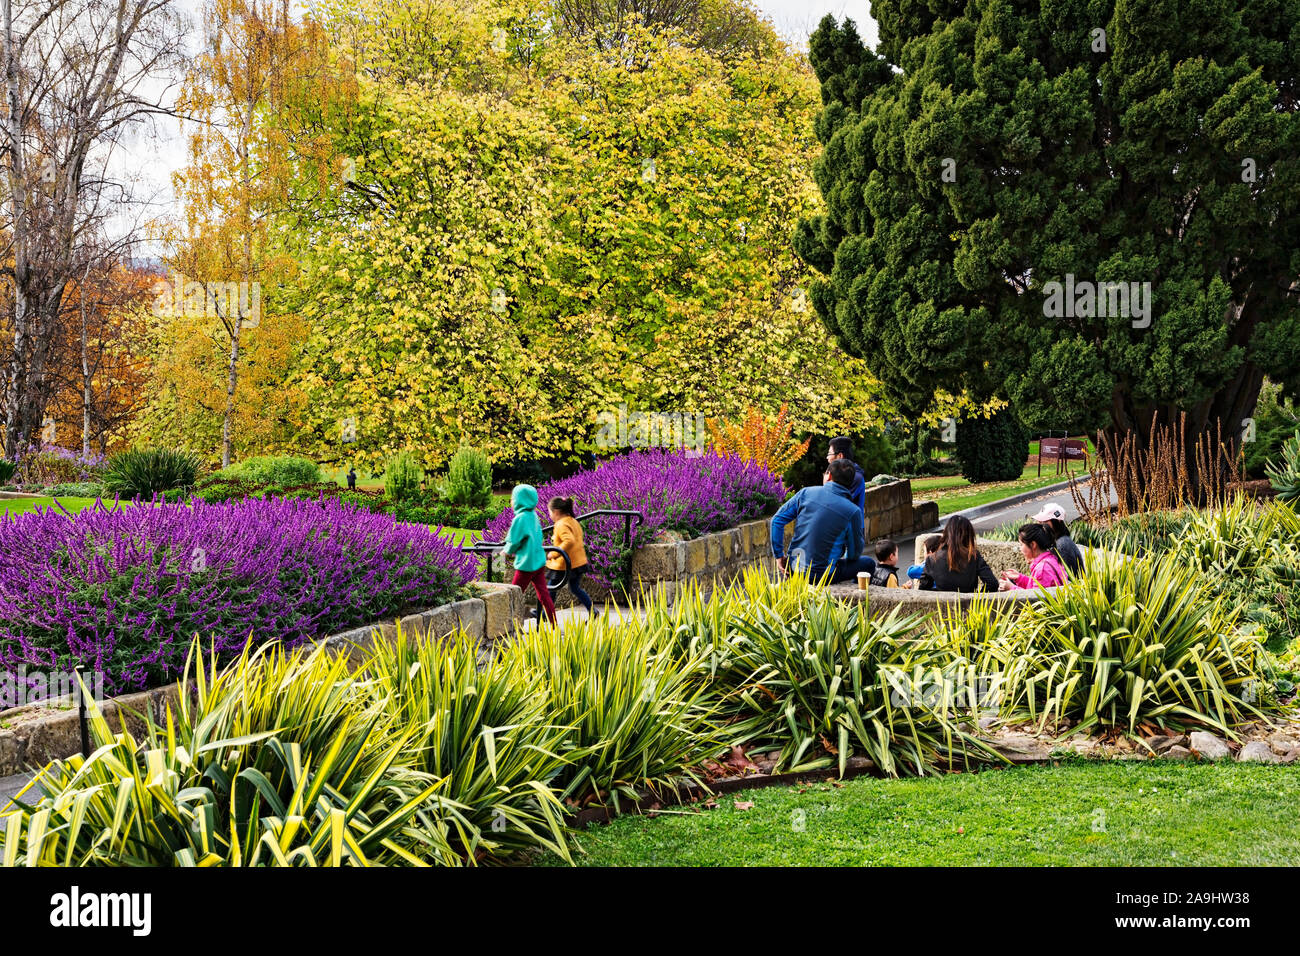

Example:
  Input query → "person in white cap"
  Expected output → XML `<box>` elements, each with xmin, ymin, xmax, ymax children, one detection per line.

<box><xmin>1031</xmin><ymin>502</ymin><xmax>1083</xmax><ymax>575</ymax></box>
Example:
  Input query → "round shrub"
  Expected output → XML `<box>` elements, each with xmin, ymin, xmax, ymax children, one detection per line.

<box><xmin>101</xmin><ymin>448</ymin><xmax>201</xmax><ymax>500</ymax></box>
<box><xmin>384</xmin><ymin>450</ymin><xmax>423</xmax><ymax>505</ymax></box>
<box><xmin>222</xmin><ymin>454</ymin><xmax>321</xmax><ymax>486</ymax></box>
<box><xmin>193</xmin><ymin>476</ymin><xmax>259</xmax><ymax>503</ymax></box>
<box><xmin>444</xmin><ymin>446</ymin><xmax>492</xmax><ymax>508</ymax></box>
<box><xmin>47</xmin><ymin>481</ymin><xmax>104</xmax><ymax>498</ymax></box>
<box><xmin>955</xmin><ymin>409</ymin><xmax>1030</xmax><ymax>483</ymax></box>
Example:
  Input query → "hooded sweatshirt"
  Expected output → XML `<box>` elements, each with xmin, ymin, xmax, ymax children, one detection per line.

<box><xmin>504</xmin><ymin>484</ymin><xmax>547</xmax><ymax>573</ymax></box>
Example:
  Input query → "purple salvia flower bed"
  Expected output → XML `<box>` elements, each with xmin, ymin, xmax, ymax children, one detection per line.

<box><xmin>0</xmin><ymin>497</ymin><xmax>477</xmax><ymax>699</ymax></box>
<box><xmin>484</xmin><ymin>449</ymin><xmax>784</xmax><ymax>588</ymax></box>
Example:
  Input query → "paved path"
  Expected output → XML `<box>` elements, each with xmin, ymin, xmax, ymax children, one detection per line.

<box><xmin>0</xmin><ymin>771</ymin><xmax>33</xmax><ymax>814</ymax></box>
<box><xmin>889</xmin><ymin>476</ymin><xmax>1110</xmax><ymax>570</ymax></box>
<box><xmin>521</xmin><ymin>601</ymin><xmax>645</xmax><ymax>632</ymax></box>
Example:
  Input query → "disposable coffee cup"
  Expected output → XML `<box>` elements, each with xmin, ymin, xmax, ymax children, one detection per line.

<box><xmin>857</xmin><ymin>571</ymin><xmax>869</xmax><ymax>590</ymax></box>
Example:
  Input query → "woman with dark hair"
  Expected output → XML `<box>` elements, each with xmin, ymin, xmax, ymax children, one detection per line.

<box><xmin>918</xmin><ymin>515</ymin><xmax>999</xmax><ymax>592</ymax></box>
<box><xmin>545</xmin><ymin>496</ymin><xmax>594</xmax><ymax>616</ymax></box>
<box><xmin>1000</xmin><ymin>523</ymin><xmax>1068</xmax><ymax>590</ymax></box>
<box><xmin>1031</xmin><ymin>502</ymin><xmax>1083</xmax><ymax>576</ymax></box>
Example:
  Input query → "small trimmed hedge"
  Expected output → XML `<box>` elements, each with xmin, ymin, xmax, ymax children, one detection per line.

<box><xmin>955</xmin><ymin>409</ymin><xmax>1030</xmax><ymax>483</ymax></box>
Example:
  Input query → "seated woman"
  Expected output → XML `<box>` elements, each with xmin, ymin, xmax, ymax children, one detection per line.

<box><xmin>1000</xmin><ymin>523</ymin><xmax>1068</xmax><ymax>591</ymax></box>
<box><xmin>918</xmin><ymin>515</ymin><xmax>999</xmax><ymax>592</ymax></box>
<box><xmin>1032</xmin><ymin>503</ymin><xmax>1084</xmax><ymax>576</ymax></box>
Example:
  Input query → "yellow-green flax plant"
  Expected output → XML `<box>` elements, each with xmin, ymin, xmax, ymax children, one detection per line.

<box><xmin>510</xmin><ymin>610</ymin><xmax>722</xmax><ymax>812</ymax></box>
<box><xmin>363</xmin><ymin>627</ymin><xmax>575</xmax><ymax>864</ymax></box>
<box><xmin>715</xmin><ymin>592</ymin><xmax>1003</xmax><ymax>777</ymax></box>
<box><xmin>2</xmin><ymin>642</ymin><xmax>439</xmax><ymax>866</ymax></box>
<box><xmin>997</xmin><ymin>552</ymin><xmax>1269</xmax><ymax>736</ymax></box>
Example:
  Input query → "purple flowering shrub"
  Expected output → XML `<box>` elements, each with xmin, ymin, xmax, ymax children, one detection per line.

<box><xmin>484</xmin><ymin>449</ymin><xmax>784</xmax><ymax>587</ymax></box>
<box><xmin>0</xmin><ymin>497</ymin><xmax>477</xmax><ymax>697</ymax></box>
<box><xmin>12</xmin><ymin>443</ymin><xmax>106</xmax><ymax>488</ymax></box>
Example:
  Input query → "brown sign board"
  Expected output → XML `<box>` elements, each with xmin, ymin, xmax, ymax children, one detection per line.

<box><xmin>1038</xmin><ymin>438</ymin><xmax>1088</xmax><ymax>475</ymax></box>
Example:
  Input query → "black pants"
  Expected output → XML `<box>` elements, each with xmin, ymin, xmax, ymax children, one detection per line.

<box><xmin>810</xmin><ymin>556</ymin><xmax>877</xmax><ymax>585</ymax></box>
<box><xmin>547</xmin><ymin>565</ymin><xmax>594</xmax><ymax>612</ymax></box>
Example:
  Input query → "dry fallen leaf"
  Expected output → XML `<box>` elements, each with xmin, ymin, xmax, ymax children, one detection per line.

<box><xmin>734</xmin><ymin>800</ymin><xmax>755</xmax><ymax>811</ymax></box>
<box><xmin>725</xmin><ymin>745</ymin><xmax>761</xmax><ymax>773</ymax></box>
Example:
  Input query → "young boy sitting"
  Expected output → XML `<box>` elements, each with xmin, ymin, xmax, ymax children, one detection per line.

<box><xmin>869</xmin><ymin>538</ymin><xmax>901</xmax><ymax>588</ymax></box>
<box><xmin>904</xmin><ymin>535</ymin><xmax>943</xmax><ymax>589</ymax></box>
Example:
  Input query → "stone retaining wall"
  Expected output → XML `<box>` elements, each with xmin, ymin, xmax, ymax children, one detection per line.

<box><xmin>545</xmin><ymin>484</ymin><xmax>940</xmax><ymax>612</ymax></box>
<box><xmin>542</xmin><ymin>517</ymin><xmax>777</xmax><ymax>610</ymax></box>
<box><xmin>864</xmin><ymin>479</ymin><xmax>940</xmax><ymax>540</ymax></box>
<box><xmin>828</xmin><ymin>537</ymin><xmax>1038</xmax><ymax>621</ymax></box>
<box><xmin>832</xmin><ymin>582</ymin><xmax>1044</xmax><ymax>621</ymax></box>
<box><xmin>321</xmin><ymin>581</ymin><xmax>525</xmax><ymax>666</ymax></box>
<box><xmin>0</xmin><ymin>582</ymin><xmax>527</xmax><ymax>777</ymax></box>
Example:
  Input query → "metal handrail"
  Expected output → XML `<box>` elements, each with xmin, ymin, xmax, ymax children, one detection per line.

<box><xmin>463</xmin><ymin>508</ymin><xmax>644</xmax><ymax>589</ymax></box>
<box><xmin>461</xmin><ymin>543</ymin><xmax>574</xmax><ymax>582</ymax></box>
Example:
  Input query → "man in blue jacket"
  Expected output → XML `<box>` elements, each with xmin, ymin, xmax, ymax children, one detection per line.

<box><xmin>770</xmin><ymin>459</ymin><xmax>877</xmax><ymax>584</ymax></box>
<box><xmin>827</xmin><ymin>435</ymin><xmax>866</xmax><ymax>524</ymax></box>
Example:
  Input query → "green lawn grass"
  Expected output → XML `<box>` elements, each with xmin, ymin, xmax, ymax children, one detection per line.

<box><xmin>931</xmin><ymin>474</ymin><xmax>1082</xmax><ymax>515</ymax></box>
<box><xmin>438</xmin><ymin>527</ymin><xmax>481</xmax><ymax>546</ymax></box>
<box><xmin>319</xmin><ymin>464</ymin><xmax>383</xmax><ymax>490</ymax></box>
<box><xmin>912</xmin><ymin>461</ymin><xmax>1090</xmax><ymax>516</ymax></box>
<box><xmin>546</xmin><ymin>761</ymin><xmax>1300</xmax><ymax>867</ymax></box>
<box><xmin>0</xmin><ymin>496</ymin><xmax>104</xmax><ymax>517</ymax></box>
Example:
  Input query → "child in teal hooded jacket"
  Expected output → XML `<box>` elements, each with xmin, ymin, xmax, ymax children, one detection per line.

<box><xmin>503</xmin><ymin>483</ymin><xmax>557</xmax><ymax>624</ymax></box>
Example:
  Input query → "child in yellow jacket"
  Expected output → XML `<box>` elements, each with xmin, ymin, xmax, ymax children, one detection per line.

<box><xmin>546</xmin><ymin>497</ymin><xmax>594</xmax><ymax>616</ymax></box>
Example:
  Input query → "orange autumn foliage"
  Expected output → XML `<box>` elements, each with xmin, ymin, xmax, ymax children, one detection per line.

<box><xmin>707</xmin><ymin>404</ymin><xmax>809</xmax><ymax>477</ymax></box>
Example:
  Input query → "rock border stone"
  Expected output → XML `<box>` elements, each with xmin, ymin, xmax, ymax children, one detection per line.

<box><xmin>546</xmin><ymin>517</ymin><xmax>780</xmax><ymax>609</ymax></box>
<box><xmin>828</xmin><ymin>537</ymin><xmax>1038</xmax><ymax>620</ymax></box>
<box><xmin>0</xmin><ymin>582</ymin><xmax>527</xmax><ymax>776</ymax></box>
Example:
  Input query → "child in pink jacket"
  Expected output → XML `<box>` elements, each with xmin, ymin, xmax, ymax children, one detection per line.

<box><xmin>1000</xmin><ymin>523</ymin><xmax>1068</xmax><ymax>590</ymax></box>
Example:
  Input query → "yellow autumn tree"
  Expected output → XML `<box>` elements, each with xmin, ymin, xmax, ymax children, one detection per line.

<box><xmin>264</xmin><ymin>0</ymin><xmax>886</xmax><ymax>471</ymax></box>
<box><xmin>148</xmin><ymin>0</ymin><xmax>323</xmax><ymax>466</ymax></box>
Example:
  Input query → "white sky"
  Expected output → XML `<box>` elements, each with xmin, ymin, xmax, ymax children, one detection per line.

<box><xmin>761</xmin><ymin>0</ymin><xmax>875</xmax><ymax>48</ymax></box>
<box><xmin>121</xmin><ymin>0</ymin><xmax>879</xmax><ymax>251</ymax></box>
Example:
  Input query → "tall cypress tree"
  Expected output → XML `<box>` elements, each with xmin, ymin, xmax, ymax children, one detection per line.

<box><xmin>795</xmin><ymin>1</ymin><xmax>1300</xmax><ymax>473</ymax></box>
